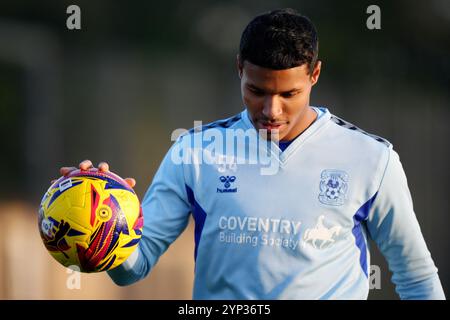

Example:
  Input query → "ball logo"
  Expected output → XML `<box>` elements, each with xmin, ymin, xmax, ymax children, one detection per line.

<box><xmin>41</xmin><ymin>216</ymin><xmax>54</xmax><ymax>238</ymax></box>
<box><xmin>59</xmin><ymin>178</ymin><xmax>73</xmax><ymax>192</ymax></box>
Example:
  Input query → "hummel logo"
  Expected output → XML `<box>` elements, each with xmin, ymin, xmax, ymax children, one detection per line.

<box><xmin>217</xmin><ymin>176</ymin><xmax>237</xmax><ymax>193</ymax></box>
<box><xmin>220</xmin><ymin>176</ymin><xmax>236</xmax><ymax>188</ymax></box>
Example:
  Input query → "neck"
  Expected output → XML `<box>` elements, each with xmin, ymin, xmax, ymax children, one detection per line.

<box><xmin>281</xmin><ymin>106</ymin><xmax>317</xmax><ymax>141</ymax></box>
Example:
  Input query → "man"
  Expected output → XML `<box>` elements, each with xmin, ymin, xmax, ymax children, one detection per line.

<box><xmin>60</xmin><ymin>9</ymin><xmax>444</xmax><ymax>299</ymax></box>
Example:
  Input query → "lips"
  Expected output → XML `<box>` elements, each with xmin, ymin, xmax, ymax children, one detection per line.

<box><xmin>258</xmin><ymin>121</ymin><xmax>287</xmax><ymax>131</ymax></box>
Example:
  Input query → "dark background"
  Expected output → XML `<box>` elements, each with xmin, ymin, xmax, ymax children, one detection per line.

<box><xmin>0</xmin><ymin>0</ymin><xmax>448</xmax><ymax>299</ymax></box>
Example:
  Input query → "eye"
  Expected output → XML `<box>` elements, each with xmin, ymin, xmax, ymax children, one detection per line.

<box><xmin>248</xmin><ymin>87</ymin><xmax>264</xmax><ymax>96</ymax></box>
<box><xmin>281</xmin><ymin>91</ymin><xmax>299</xmax><ymax>98</ymax></box>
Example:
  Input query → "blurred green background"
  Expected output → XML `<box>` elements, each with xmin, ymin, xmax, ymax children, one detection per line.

<box><xmin>0</xmin><ymin>0</ymin><xmax>448</xmax><ymax>299</ymax></box>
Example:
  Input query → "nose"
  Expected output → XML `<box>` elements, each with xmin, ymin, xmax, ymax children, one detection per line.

<box><xmin>262</xmin><ymin>96</ymin><xmax>283</xmax><ymax>120</ymax></box>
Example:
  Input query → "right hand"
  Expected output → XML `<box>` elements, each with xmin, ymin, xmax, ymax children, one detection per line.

<box><xmin>53</xmin><ymin>159</ymin><xmax>136</xmax><ymax>188</ymax></box>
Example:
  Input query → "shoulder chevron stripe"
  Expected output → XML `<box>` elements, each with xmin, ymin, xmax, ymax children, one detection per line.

<box><xmin>330</xmin><ymin>115</ymin><xmax>391</xmax><ymax>147</ymax></box>
<box><xmin>188</xmin><ymin>114</ymin><xmax>242</xmax><ymax>134</ymax></box>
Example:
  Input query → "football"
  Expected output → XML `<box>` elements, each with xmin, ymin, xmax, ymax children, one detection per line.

<box><xmin>38</xmin><ymin>168</ymin><xmax>143</xmax><ymax>273</ymax></box>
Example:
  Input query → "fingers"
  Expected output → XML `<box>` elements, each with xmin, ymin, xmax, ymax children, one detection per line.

<box><xmin>60</xmin><ymin>166</ymin><xmax>77</xmax><ymax>176</ymax></box>
<box><xmin>98</xmin><ymin>162</ymin><xmax>110</xmax><ymax>172</ymax></box>
<box><xmin>57</xmin><ymin>160</ymin><xmax>134</xmax><ymax>189</ymax></box>
<box><xmin>125</xmin><ymin>178</ymin><xmax>136</xmax><ymax>188</ymax></box>
<box><xmin>79</xmin><ymin>160</ymin><xmax>93</xmax><ymax>171</ymax></box>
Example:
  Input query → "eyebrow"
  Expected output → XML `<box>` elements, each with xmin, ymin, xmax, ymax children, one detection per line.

<box><xmin>246</xmin><ymin>83</ymin><xmax>302</xmax><ymax>94</ymax></box>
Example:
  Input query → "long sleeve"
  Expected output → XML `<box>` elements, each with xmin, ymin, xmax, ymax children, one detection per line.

<box><xmin>366</xmin><ymin>148</ymin><xmax>445</xmax><ymax>299</ymax></box>
<box><xmin>108</xmin><ymin>140</ymin><xmax>191</xmax><ymax>286</ymax></box>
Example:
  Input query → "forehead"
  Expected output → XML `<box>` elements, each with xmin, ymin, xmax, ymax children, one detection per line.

<box><xmin>242</xmin><ymin>61</ymin><xmax>310</xmax><ymax>91</ymax></box>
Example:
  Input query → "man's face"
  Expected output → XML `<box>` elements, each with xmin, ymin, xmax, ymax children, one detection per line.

<box><xmin>238</xmin><ymin>59</ymin><xmax>321</xmax><ymax>141</ymax></box>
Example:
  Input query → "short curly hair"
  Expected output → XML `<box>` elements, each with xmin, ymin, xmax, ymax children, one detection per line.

<box><xmin>239</xmin><ymin>8</ymin><xmax>319</xmax><ymax>74</ymax></box>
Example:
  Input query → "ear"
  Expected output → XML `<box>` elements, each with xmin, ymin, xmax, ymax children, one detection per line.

<box><xmin>310</xmin><ymin>60</ymin><xmax>322</xmax><ymax>86</ymax></box>
<box><xmin>236</xmin><ymin>54</ymin><xmax>243</xmax><ymax>79</ymax></box>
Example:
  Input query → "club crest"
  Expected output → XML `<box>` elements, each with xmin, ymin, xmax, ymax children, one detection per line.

<box><xmin>318</xmin><ymin>170</ymin><xmax>348</xmax><ymax>206</ymax></box>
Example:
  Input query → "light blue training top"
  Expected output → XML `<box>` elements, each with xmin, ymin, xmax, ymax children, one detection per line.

<box><xmin>108</xmin><ymin>106</ymin><xmax>445</xmax><ymax>300</ymax></box>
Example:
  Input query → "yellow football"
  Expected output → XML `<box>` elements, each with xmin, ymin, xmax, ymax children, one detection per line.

<box><xmin>38</xmin><ymin>168</ymin><xmax>143</xmax><ymax>273</ymax></box>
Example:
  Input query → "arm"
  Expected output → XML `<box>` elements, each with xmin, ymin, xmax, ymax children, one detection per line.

<box><xmin>366</xmin><ymin>148</ymin><xmax>445</xmax><ymax>300</ymax></box>
<box><xmin>108</xmin><ymin>140</ymin><xmax>191</xmax><ymax>286</ymax></box>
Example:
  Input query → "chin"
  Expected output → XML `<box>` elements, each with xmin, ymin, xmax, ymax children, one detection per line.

<box><xmin>261</xmin><ymin>130</ymin><xmax>286</xmax><ymax>142</ymax></box>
